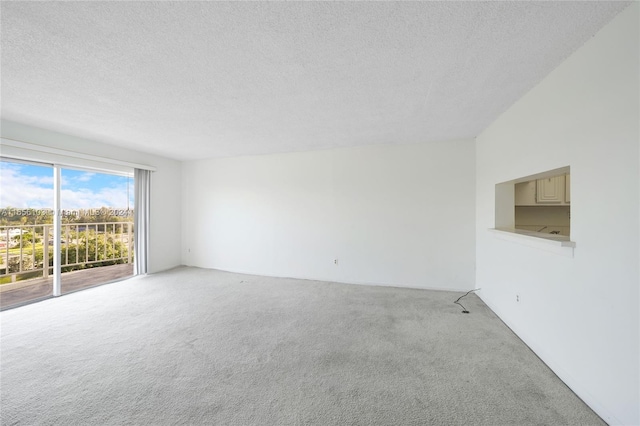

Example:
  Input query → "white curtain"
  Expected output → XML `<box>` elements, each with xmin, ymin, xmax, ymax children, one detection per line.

<box><xmin>134</xmin><ymin>168</ymin><xmax>151</xmax><ymax>275</ymax></box>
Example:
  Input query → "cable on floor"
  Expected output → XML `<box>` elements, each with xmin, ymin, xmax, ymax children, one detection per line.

<box><xmin>454</xmin><ymin>288</ymin><xmax>480</xmax><ymax>314</ymax></box>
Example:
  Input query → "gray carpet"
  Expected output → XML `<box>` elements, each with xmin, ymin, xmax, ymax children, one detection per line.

<box><xmin>1</xmin><ymin>266</ymin><xmax>603</xmax><ymax>425</ymax></box>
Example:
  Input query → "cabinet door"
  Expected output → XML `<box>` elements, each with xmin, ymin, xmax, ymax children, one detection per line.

<box><xmin>565</xmin><ymin>174</ymin><xmax>570</xmax><ymax>203</ymax></box>
<box><xmin>536</xmin><ymin>176</ymin><xmax>565</xmax><ymax>204</ymax></box>
<box><xmin>515</xmin><ymin>181</ymin><xmax>536</xmax><ymax>206</ymax></box>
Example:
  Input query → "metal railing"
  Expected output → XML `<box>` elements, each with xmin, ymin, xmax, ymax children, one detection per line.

<box><xmin>0</xmin><ymin>222</ymin><xmax>133</xmax><ymax>283</ymax></box>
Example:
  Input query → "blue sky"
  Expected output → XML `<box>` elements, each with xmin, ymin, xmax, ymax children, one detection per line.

<box><xmin>0</xmin><ymin>160</ymin><xmax>134</xmax><ymax>210</ymax></box>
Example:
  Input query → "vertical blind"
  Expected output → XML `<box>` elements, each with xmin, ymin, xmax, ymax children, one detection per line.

<box><xmin>134</xmin><ymin>168</ymin><xmax>151</xmax><ymax>275</ymax></box>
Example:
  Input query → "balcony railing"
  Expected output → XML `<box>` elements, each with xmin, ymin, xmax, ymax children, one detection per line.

<box><xmin>0</xmin><ymin>222</ymin><xmax>133</xmax><ymax>284</ymax></box>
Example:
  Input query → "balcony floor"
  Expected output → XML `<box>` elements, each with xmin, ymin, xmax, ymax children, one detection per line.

<box><xmin>0</xmin><ymin>263</ymin><xmax>134</xmax><ymax>309</ymax></box>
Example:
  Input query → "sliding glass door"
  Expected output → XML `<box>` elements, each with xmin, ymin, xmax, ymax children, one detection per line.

<box><xmin>59</xmin><ymin>168</ymin><xmax>134</xmax><ymax>295</ymax></box>
<box><xmin>0</xmin><ymin>159</ymin><xmax>134</xmax><ymax>308</ymax></box>
<box><xmin>0</xmin><ymin>159</ymin><xmax>54</xmax><ymax>307</ymax></box>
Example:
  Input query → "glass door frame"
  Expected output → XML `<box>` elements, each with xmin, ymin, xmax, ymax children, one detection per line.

<box><xmin>52</xmin><ymin>165</ymin><xmax>61</xmax><ymax>296</ymax></box>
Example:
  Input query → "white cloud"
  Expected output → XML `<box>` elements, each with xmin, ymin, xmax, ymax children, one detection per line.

<box><xmin>60</xmin><ymin>186</ymin><xmax>132</xmax><ymax>210</ymax></box>
<box><xmin>0</xmin><ymin>163</ymin><xmax>53</xmax><ymax>208</ymax></box>
<box><xmin>1</xmin><ymin>163</ymin><xmax>132</xmax><ymax>210</ymax></box>
<box><xmin>77</xmin><ymin>172</ymin><xmax>95</xmax><ymax>182</ymax></box>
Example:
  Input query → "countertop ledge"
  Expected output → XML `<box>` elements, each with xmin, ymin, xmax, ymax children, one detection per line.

<box><xmin>489</xmin><ymin>228</ymin><xmax>576</xmax><ymax>256</ymax></box>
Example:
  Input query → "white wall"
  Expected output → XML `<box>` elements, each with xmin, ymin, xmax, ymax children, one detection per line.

<box><xmin>475</xmin><ymin>4</ymin><xmax>639</xmax><ymax>425</ymax></box>
<box><xmin>0</xmin><ymin>120</ymin><xmax>183</xmax><ymax>274</ymax></box>
<box><xmin>183</xmin><ymin>139</ymin><xmax>475</xmax><ymax>290</ymax></box>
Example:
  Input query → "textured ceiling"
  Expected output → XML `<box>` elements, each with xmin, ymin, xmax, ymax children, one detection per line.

<box><xmin>0</xmin><ymin>1</ymin><xmax>630</xmax><ymax>160</ymax></box>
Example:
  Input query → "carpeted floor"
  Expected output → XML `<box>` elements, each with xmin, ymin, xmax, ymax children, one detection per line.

<box><xmin>0</xmin><ymin>266</ymin><xmax>603</xmax><ymax>425</ymax></box>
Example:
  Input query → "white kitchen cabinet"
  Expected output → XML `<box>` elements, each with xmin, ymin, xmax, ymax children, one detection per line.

<box><xmin>515</xmin><ymin>181</ymin><xmax>537</xmax><ymax>206</ymax></box>
<box><xmin>536</xmin><ymin>175</ymin><xmax>565</xmax><ymax>204</ymax></box>
<box><xmin>515</xmin><ymin>174</ymin><xmax>570</xmax><ymax>206</ymax></box>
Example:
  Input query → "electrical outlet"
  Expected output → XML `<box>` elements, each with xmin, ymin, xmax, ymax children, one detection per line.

<box><xmin>334</xmin><ymin>258</ymin><xmax>338</xmax><ymax>265</ymax></box>
<box><xmin>516</xmin><ymin>295</ymin><xmax>520</xmax><ymax>302</ymax></box>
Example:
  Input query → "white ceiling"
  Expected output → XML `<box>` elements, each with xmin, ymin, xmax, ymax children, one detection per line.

<box><xmin>0</xmin><ymin>1</ymin><xmax>630</xmax><ymax>161</ymax></box>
